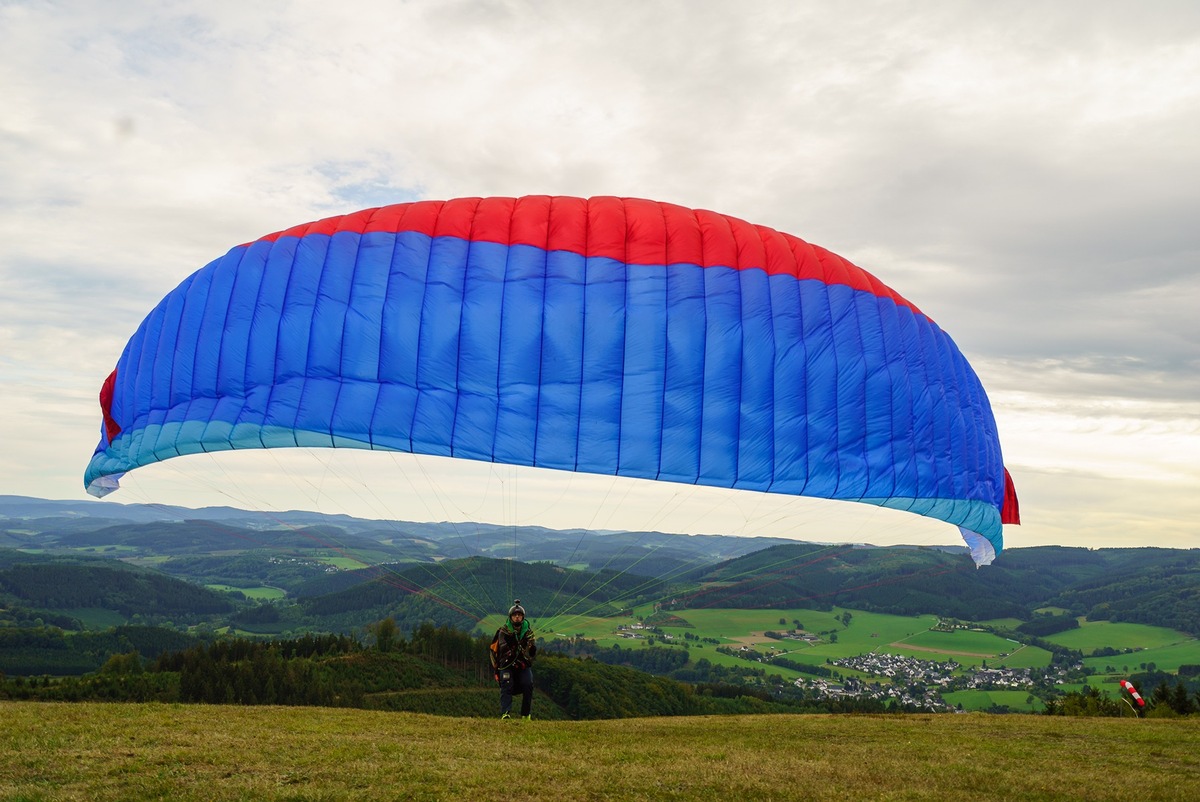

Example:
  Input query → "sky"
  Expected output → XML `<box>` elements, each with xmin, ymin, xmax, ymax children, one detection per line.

<box><xmin>1</xmin><ymin>1</ymin><xmax>1197</xmax><ymax>555</ymax></box>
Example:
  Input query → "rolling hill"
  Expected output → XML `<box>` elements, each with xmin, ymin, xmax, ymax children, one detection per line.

<box><xmin>683</xmin><ymin>543</ymin><xmax>1200</xmax><ymax>634</ymax></box>
<box><xmin>4</xmin><ymin>496</ymin><xmax>1198</xmax><ymax>641</ymax></box>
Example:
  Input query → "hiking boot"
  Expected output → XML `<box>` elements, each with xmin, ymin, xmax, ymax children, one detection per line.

<box><xmin>521</xmin><ymin>715</ymin><xmax>531</xmax><ymax>721</ymax></box>
<box><xmin>501</xmin><ymin>713</ymin><xmax>511</xmax><ymax>720</ymax></box>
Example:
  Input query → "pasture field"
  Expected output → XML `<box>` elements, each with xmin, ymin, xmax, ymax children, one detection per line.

<box><xmin>1060</xmin><ymin>681</ymin><xmax>1093</xmax><ymax>693</ymax></box>
<box><xmin>520</xmin><ymin>606</ymin><xmax>1198</xmax><ymax>692</ymax></box>
<box><xmin>314</xmin><ymin>555</ymin><xmax>371</xmax><ymax>570</ymax></box>
<box><xmin>122</xmin><ymin>555</ymin><xmax>170</xmax><ymax>566</ymax></box>
<box><xmin>889</xmin><ymin>629</ymin><xmax>1054</xmax><ymax>669</ymax></box>
<box><xmin>1045</xmin><ymin>620</ymin><xmax>1188</xmax><ymax>652</ymax></box>
<box><xmin>985</xmin><ymin>644</ymin><xmax>1055</xmax><ymax>670</ymax></box>
<box><xmin>538</xmin><ymin>605</ymin><xmax>930</xmax><ymax>653</ymax></box>
<box><xmin>531</xmin><ymin>606</ymin><xmax>940</xmax><ymax>683</ymax></box>
<box><xmin>642</xmin><ymin>606</ymin><xmax>852</xmax><ymax>639</ymax></box>
<box><xmin>205</xmin><ymin>584</ymin><xmax>287</xmax><ymax>600</ymax></box>
<box><xmin>1085</xmin><ymin>640</ymin><xmax>1200</xmax><ymax>676</ymax></box>
<box><xmin>70</xmin><ymin>544</ymin><xmax>139</xmax><ymax>555</ymax></box>
<box><xmin>64</xmin><ymin>607</ymin><xmax>126</xmax><ymax>629</ymax></box>
<box><xmin>2</xmin><ymin>702</ymin><xmax>1197</xmax><ymax>801</ymax></box>
<box><xmin>550</xmin><ymin>607</ymin><xmax>1033</xmax><ymax>660</ymax></box>
<box><xmin>941</xmin><ymin>689</ymin><xmax>1046</xmax><ymax>712</ymax></box>
<box><xmin>898</xmin><ymin>628</ymin><xmax>1013</xmax><ymax>655</ymax></box>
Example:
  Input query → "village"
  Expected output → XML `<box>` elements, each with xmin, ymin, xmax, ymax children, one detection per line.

<box><xmin>789</xmin><ymin>651</ymin><xmax>1082</xmax><ymax>710</ymax></box>
<box><xmin>614</xmin><ymin>620</ymin><xmax>1086</xmax><ymax>711</ymax></box>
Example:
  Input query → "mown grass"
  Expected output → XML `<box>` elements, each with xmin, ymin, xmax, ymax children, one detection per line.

<box><xmin>205</xmin><ymin>584</ymin><xmax>287</xmax><ymax>600</ymax></box>
<box><xmin>1046</xmin><ymin>621</ymin><xmax>1188</xmax><ymax>653</ymax></box>
<box><xmin>941</xmin><ymin>689</ymin><xmax>1046</xmax><ymax>712</ymax></box>
<box><xmin>62</xmin><ymin>608</ymin><xmax>126</xmax><ymax>629</ymax></box>
<box><xmin>2</xmin><ymin>702</ymin><xmax>1198</xmax><ymax>801</ymax></box>
<box><xmin>1085</xmin><ymin>639</ymin><xmax>1200</xmax><ymax>676</ymax></box>
<box><xmin>905</xmin><ymin>628</ymin><xmax>1008</xmax><ymax>652</ymax></box>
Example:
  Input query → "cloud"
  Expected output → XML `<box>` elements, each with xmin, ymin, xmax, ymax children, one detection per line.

<box><xmin>1</xmin><ymin>1</ymin><xmax>1197</xmax><ymax>549</ymax></box>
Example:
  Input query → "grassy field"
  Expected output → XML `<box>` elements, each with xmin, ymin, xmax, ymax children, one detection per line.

<box><xmin>979</xmin><ymin>617</ymin><xmax>1024</xmax><ymax>629</ymax></box>
<box><xmin>941</xmin><ymin>689</ymin><xmax>1046</xmax><ymax>712</ymax></box>
<box><xmin>1045</xmin><ymin>621</ymin><xmax>1189</xmax><ymax>653</ymax></box>
<box><xmin>481</xmin><ymin>606</ymin><xmax>1200</xmax><ymax>701</ymax></box>
<box><xmin>900</xmin><ymin>628</ymin><xmax>1008</xmax><ymax>654</ymax></box>
<box><xmin>2</xmin><ymin>702</ymin><xmax>1197</xmax><ymax>801</ymax></box>
<box><xmin>205</xmin><ymin>584</ymin><xmax>287</xmax><ymax>600</ymax></box>
<box><xmin>526</xmin><ymin>605</ymin><xmax>1084</xmax><ymax>684</ymax></box>
<box><xmin>1085</xmin><ymin>640</ymin><xmax>1200</xmax><ymax>675</ymax></box>
<box><xmin>63</xmin><ymin>607</ymin><xmax>127</xmax><ymax>628</ymax></box>
<box><xmin>1028</xmin><ymin>620</ymin><xmax>1200</xmax><ymax>679</ymax></box>
<box><xmin>315</xmin><ymin>555</ymin><xmax>375</xmax><ymax>570</ymax></box>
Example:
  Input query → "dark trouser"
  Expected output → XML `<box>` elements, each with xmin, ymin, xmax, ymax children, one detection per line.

<box><xmin>499</xmin><ymin>666</ymin><xmax>533</xmax><ymax>716</ymax></box>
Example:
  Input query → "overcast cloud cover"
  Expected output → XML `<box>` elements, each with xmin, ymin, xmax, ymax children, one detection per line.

<box><xmin>2</xmin><ymin>1</ymin><xmax>1197</xmax><ymax>553</ymax></box>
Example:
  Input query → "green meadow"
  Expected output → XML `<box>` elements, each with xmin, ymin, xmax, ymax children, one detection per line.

<box><xmin>1085</xmin><ymin>640</ymin><xmax>1200</xmax><ymax>676</ymax></box>
<box><xmin>62</xmin><ymin>607</ymin><xmax>127</xmax><ymax>629</ymax></box>
<box><xmin>1032</xmin><ymin>619</ymin><xmax>1200</xmax><ymax>678</ymax></box>
<box><xmin>512</xmin><ymin>606</ymin><xmax>1200</xmax><ymax>701</ymax></box>
<box><xmin>980</xmin><ymin>617</ymin><xmax>1025</xmax><ymax>629</ymax></box>
<box><xmin>316</xmin><ymin>555</ymin><xmax>379</xmax><ymax>569</ymax></box>
<box><xmin>2</xmin><ymin>702</ymin><xmax>1197</xmax><ymax>801</ymax></box>
<box><xmin>533</xmin><ymin>606</ymin><xmax>1069</xmax><ymax>674</ymax></box>
<box><xmin>890</xmin><ymin>629</ymin><xmax>1054</xmax><ymax>669</ymax></box>
<box><xmin>70</xmin><ymin>544</ymin><xmax>139</xmax><ymax>555</ymax></box>
<box><xmin>1046</xmin><ymin>620</ymin><xmax>1188</xmax><ymax>653</ymax></box>
<box><xmin>205</xmin><ymin>584</ymin><xmax>287</xmax><ymax>600</ymax></box>
<box><xmin>942</xmin><ymin>689</ymin><xmax>1047</xmax><ymax>712</ymax></box>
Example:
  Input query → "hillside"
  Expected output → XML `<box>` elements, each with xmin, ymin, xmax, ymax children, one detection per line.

<box><xmin>2</xmin><ymin>702</ymin><xmax>1197</xmax><ymax>801</ymax></box>
<box><xmin>683</xmin><ymin>543</ymin><xmax>1200</xmax><ymax>634</ymax></box>
<box><xmin>0</xmin><ymin>495</ymin><xmax>791</xmax><ymax>588</ymax></box>
<box><xmin>0</xmin><ymin>551</ymin><xmax>670</xmax><ymax>674</ymax></box>
<box><xmin>0</xmin><ymin>550</ymin><xmax>233</xmax><ymax>621</ymax></box>
<box><xmin>289</xmin><ymin>556</ymin><xmax>667</xmax><ymax>634</ymax></box>
<box><xmin>3</xmin><ymin>495</ymin><xmax>1199</xmax><ymax>687</ymax></box>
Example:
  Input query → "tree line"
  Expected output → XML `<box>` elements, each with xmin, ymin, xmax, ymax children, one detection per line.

<box><xmin>1043</xmin><ymin>680</ymin><xmax>1199</xmax><ymax>717</ymax></box>
<box><xmin>1</xmin><ymin>620</ymin><xmax>902</xmax><ymax>718</ymax></box>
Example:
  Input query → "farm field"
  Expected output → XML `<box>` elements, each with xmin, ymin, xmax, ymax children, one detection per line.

<box><xmin>1025</xmin><ymin>620</ymin><xmax>1200</xmax><ymax>678</ymax></box>
<box><xmin>519</xmin><ymin>606</ymin><xmax>938</xmax><ymax>683</ymax></box>
<box><xmin>122</xmin><ymin>555</ymin><xmax>171</xmax><ymax>567</ymax></box>
<box><xmin>204</xmin><ymin>584</ymin><xmax>286</xmax><ymax>600</ymax></box>
<box><xmin>316</xmin><ymin>555</ymin><xmax>376</xmax><ymax>569</ymax></box>
<box><xmin>524</xmin><ymin>605</ymin><xmax>1097</xmax><ymax>688</ymax></box>
<box><xmin>941</xmin><ymin>689</ymin><xmax>1047</xmax><ymax>712</ymax></box>
<box><xmin>496</xmin><ymin>604</ymin><xmax>1200</xmax><ymax>713</ymax></box>
<box><xmin>540</xmin><ymin>607</ymin><xmax>1065</xmax><ymax>672</ymax></box>
<box><xmin>1085</xmin><ymin>640</ymin><xmax>1200</xmax><ymax>676</ymax></box>
<box><xmin>1045</xmin><ymin>620</ymin><xmax>1188</xmax><ymax>652</ymax></box>
<box><xmin>528</xmin><ymin>606</ymin><xmax>1200</xmax><ymax>679</ymax></box>
<box><xmin>69</xmin><ymin>544</ymin><xmax>139</xmax><ymax>555</ymax></box>
<box><xmin>64</xmin><ymin>607</ymin><xmax>126</xmax><ymax>628</ymax></box>
<box><xmin>890</xmin><ymin>629</ymin><xmax>1054</xmax><ymax>669</ymax></box>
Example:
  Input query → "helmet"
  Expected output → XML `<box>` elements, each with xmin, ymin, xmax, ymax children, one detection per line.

<box><xmin>507</xmin><ymin>599</ymin><xmax>526</xmax><ymax>618</ymax></box>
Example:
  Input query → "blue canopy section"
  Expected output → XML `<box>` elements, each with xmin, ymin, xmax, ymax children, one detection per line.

<box><xmin>87</xmin><ymin>199</ymin><xmax>1011</xmax><ymax>564</ymax></box>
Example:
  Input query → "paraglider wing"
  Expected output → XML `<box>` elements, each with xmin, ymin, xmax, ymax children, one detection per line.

<box><xmin>85</xmin><ymin>196</ymin><xmax>1019</xmax><ymax>564</ymax></box>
